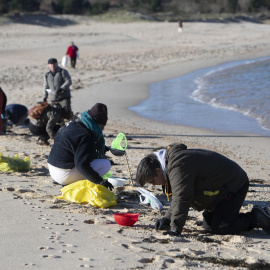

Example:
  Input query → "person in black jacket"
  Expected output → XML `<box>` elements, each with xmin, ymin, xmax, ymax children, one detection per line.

<box><xmin>47</xmin><ymin>103</ymin><xmax>113</xmax><ymax>191</ymax></box>
<box><xmin>136</xmin><ymin>143</ymin><xmax>270</xmax><ymax>236</ymax></box>
<box><xmin>0</xmin><ymin>86</ymin><xmax>7</xmax><ymax>134</ymax></box>
<box><xmin>5</xmin><ymin>104</ymin><xmax>28</xmax><ymax>127</ymax></box>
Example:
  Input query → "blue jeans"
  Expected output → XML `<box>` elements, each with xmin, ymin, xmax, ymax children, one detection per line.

<box><xmin>203</xmin><ymin>180</ymin><xmax>256</xmax><ymax>235</ymax></box>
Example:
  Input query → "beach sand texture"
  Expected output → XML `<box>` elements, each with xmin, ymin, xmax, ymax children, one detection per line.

<box><xmin>1</xmin><ymin>15</ymin><xmax>270</xmax><ymax>269</ymax></box>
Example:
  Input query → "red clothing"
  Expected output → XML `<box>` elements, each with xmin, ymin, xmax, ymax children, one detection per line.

<box><xmin>66</xmin><ymin>45</ymin><xmax>78</xmax><ymax>58</ymax></box>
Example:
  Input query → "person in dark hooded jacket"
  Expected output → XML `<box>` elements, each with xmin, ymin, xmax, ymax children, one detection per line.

<box><xmin>47</xmin><ymin>103</ymin><xmax>113</xmax><ymax>191</ymax></box>
<box><xmin>136</xmin><ymin>143</ymin><xmax>270</xmax><ymax>236</ymax></box>
<box><xmin>0</xmin><ymin>86</ymin><xmax>7</xmax><ymax>134</ymax></box>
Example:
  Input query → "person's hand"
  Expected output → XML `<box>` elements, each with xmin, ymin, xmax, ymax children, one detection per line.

<box><xmin>162</xmin><ymin>231</ymin><xmax>181</xmax><ymax>237</ymax></box>
<box><xmin>155</xmin><ymin>217</ymin><xmax>170</xmax><ymax>230</ymax></box>
<box><xmin>104</xmin><ymin>146</ymin><xmax>110</xmax><ymax>154</ymax></box>
<box><xmin>100</xmin><ymin>180</ymin><xmax>114</xmax><ymax>191</ymax></box>
<box><xmin>43</xmin><ymin>98</ymin><xmax>47</xmax><ymax>102</ymax></box>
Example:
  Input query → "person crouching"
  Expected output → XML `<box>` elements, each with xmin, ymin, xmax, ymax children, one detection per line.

<box><xmin>47</xmin><ymin>103</ymin><xmax>113</xmax><ymax>191</ymax></box>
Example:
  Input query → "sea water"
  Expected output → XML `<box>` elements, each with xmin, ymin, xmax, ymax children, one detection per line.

<box><xmin>129</xmin><ymin>56</ymin><xmax>270</xmax><ymax>136</ymax></box>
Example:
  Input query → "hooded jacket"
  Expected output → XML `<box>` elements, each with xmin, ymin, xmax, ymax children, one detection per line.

<box><xmin>47</xmin><ymin>116</ymin><xmax>104</xmax><ymax>184</ymax></box>
<box><xmin>163</xmin><ymin>143</ymin><xmax>248</xmax><ymax>233</ymax></box>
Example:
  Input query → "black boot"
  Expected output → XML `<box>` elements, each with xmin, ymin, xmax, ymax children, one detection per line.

<box><xmin>251</xmin><ymin>205</ymin><xmax>270</xmax><ymax>234</ymax></box>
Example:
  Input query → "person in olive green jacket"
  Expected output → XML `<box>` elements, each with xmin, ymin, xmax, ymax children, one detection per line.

<box><xmin>136</xmin><ymin>143</ymin><xmax>270</xmax><ymax>236</ymax></box>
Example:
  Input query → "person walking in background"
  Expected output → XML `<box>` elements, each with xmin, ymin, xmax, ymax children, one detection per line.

<box><xmin>0</xmin><ymin>86</ymin><xmax>7</xmax><ymax>134</ymax></box>
<box><xmin>5</xmin><ymin>104</ymin><xmax>28</xmax><ymax>127</ymax></box>
<box><xmin>178</xmin><ymin>18</ymin><xmax>183</xmax><ymax>33</ymax></box>
<box><xmin>136</xmin><ymin>143</ymin><xmax>270</xmax><ymax>236</ymax></box>
<box><xmin>43</xmin><ymin>58</ymin><xmax>73</xmax><ymax>120</ymax></box>
<box><xmin>66</xmin><ymin>42</ymin><xmax>79</xmax><ymax>68</ymax></box>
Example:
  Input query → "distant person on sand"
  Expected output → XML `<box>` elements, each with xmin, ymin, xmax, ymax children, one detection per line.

<box><xmin>47</xmin><ymin>103</ymin><xmax>113</xmax><ymax>191</ymax></box>
<box><xmin>178</xmin><ymin>18</ymin><xmax>183</xmax><ymax>33</ymax></box>
<box><xmin>29</xmin><ymin>102</ymin><xmax>64</xmax><ymax>146</ymax></box>
<box><xmin>66</xmin><ymin>42</ymin><xmax>79</xmax><ymax>68</ymax></box>
<box><xmin>136</xmin><ymin>143</ymin><xmax>270</xmax><ymax>236</ymax></box>
<box><xmin>43</xmin><ymin>58</ymin><xmax>73</xmax><ymax>120</ymax></box>
<box><xmin>0</xmin><ymin>86</ymin><xmax>7</xmax><ymax>134</ymax></box>
<box><xmin>5</xmin><ymin>104</ymin><xmax>28</xmax><ymax>127</ymax></box>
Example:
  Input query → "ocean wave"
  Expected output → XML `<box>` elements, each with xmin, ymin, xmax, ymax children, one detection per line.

<box><xmin>190</xmin><ymin>56</ymin><xmax>270</xmax><ymax>132</ymax></box>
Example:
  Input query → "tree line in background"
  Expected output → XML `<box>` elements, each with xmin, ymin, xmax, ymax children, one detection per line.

<box><xmin>0</xmin><ymin>0</ymin><xmax>270</xmax><ymax>15</ymax></box>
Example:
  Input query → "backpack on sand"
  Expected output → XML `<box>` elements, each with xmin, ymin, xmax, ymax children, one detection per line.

<box><xmin>29</xmin><ymin>102</ymin><xmax>50</xmax><ymax>120</ymax></box>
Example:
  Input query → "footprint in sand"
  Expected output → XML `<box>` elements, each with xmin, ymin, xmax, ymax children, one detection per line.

<box><xmin>79</xmin><ymin>258</ymin><xmax>91</xmax><ymax>261</ymax></box>
<box><xmin>51</xmin><ymin>240</ymin><xmax>61</xmax><ymax>244</ymax></box>
<box><xmin>121</xmin><ymin>244</ymin><xmax>129</xmax><ymax>249</ymax></box>
<box><xmin>83</xmin><ymin>219</ymin><xmax>95</xmax><ymax>224</ymax></box>
<box><xmin>49</xmin><ymin>235</ymin><xmax>61</xmax><ymax>241</ymax></box>
<box><xmin>4</xmin><ymin>187</ymin><xmax>15</xmax><ymax>191</ymax></box>
<box><xmin>42</xmin><ymin>254</ymin><xmax>61</xmax><ymax>259</ymax></box>
<box><xmin>14</xmin><ymin>195</ymin><xmax>23</xmax><ymax>200</ymax></box>
<box><xmin>38</xmin><ymin>217</ymin><xmax>50</xmax><ymax>220</ymax></box>
<box><xmin>138</xmin><ymin>258</ymin><xmax>155</xmax><ymax>263</ymax></box>
<box><xmin>66</xmin><ymin>216</ymin><xmax>78</xmax><ymax>221</ymax></box>
<box><xmin>39</xmin><ymin>246</ymin><xmax>54</xmax><ymax>251</ymax></box>
<box><xmin>61</xmin><ymin>250</ymin><xmax>75</xmax><ymax>254</ymax></box>
<box><xmin>41</xmin><ymin>226</ymin><xmax>52</xmax><ymax>230</ymax></box>
<box><xmin>62</xmin><ymin>243</ymin><xmax>77</xmax><ymax>248</ymax></box>
<box><xmin>55</xmin><ymin>222</ymin><xmax>73</xmax><ymax>226</ymax></box>
<box><xmin>17</xmin><ymin>188</ymin><xmax>35</xmax><ymax>193</ymax></box>
<box><xmin>65</xmin><ymin>228</ymin><xmax>79</xmax><ymax>232</ymax></box>
<box><xmin>24</xmin><ymin>263</ymin><xmax>36</xmax><ymax>266</ymax></box>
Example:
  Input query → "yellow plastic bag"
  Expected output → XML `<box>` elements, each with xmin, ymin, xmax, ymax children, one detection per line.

<box><xmin>0</xmin><ymin>152</ymin><xmax>30</xmax><ymax>172</ymax></box>
<box><xmin>56</xmin><ymin>180</ymin><xmax>118</xmax><ymax>208</ymax></box>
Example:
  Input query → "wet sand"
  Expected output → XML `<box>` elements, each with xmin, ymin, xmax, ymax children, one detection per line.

<box><xmin>1</xmin><ymin>15</ymin><xmax>270</xmax><ymax>269</ymax></box>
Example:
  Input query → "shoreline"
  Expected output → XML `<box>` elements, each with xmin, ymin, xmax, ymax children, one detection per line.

<box><xmin>129</xmin><ymin>55</ymin><xmax>270</xmax><ymax>136</ymax></box>
<box><xmin>1</xmin><ymin>19</ymin><xmax>270</xmax><ymax>269</ymax></box>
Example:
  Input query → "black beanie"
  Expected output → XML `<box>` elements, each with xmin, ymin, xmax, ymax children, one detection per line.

<box><xmin>48</xmin><ymin>58</ymin><xmax>58</xmax><ymax>64</ymax></box>
<box><xmin>88</xmin><ymin>103</ymin><xmax>108</xmax><ymax>125</ymax></box>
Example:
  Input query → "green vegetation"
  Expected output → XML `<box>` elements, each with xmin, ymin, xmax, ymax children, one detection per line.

<box><xmin>0</xmin><ymin>0</ymin><xmax>40</xmax><ymax>13</ymax></box>
<box><xmin>227</xmin><ymin>0</ymin><xmax>239</xmax><ymax>12</ymax></box>
<box><xmin>249</xmin><ymin>0</ymin><xmax>270</xmax><ymax>11</ymax></box>
<box><xmin>53</xmin><ymin>0</ymin><xmax>90</xmax><ymax>14</ymax></box>
<box><xmin>0</xmin><ymin>0</ymin><xmax>270</xmax><ymax>16</ymax></box>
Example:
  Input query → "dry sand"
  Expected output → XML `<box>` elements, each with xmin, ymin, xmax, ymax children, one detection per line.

<box><xmin>0</xmin><ymin>15</ymin><xmax>270</xmax><ymax>269</ymax></box>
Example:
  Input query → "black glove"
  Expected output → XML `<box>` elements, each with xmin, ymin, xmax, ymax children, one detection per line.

<box><xmin>104</xmin><ymin>145</ymin><xmax>110</xmax><ymax>154</ymax></box>
<box><xmin>100</xmin><ymin>180</ymin><xmax>114</xmax><ymax>191</ymax></box>
<box><xmin>57</xmin><ymin>88</ymin><xmax>64</xmax><ymax>93</ymax></box>
<box><xmin>155</xmin><ymin>217</ymin><xmax>170</xmax><ymax>230</ymax></box>
<box><xmin>43</xmin><ymin>97</ymin><xmax>47</xmax><ymax>102</ymax></box>
<box><xmin>162</xmin><ymin>231</ymin><xmax>181</xmax><ymax>237</ymax></box>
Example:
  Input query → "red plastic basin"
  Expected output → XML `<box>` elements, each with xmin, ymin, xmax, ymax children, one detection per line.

<box><xmin>112</xmin><ymin>213</ymin><xmax>139</xmax><ymax>226</ymax></box>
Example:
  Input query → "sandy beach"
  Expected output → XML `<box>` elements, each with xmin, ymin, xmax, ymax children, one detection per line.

<box><xmin>1</xmin><ymin>14</ymin><xmax>270</xmax><ymax>269</ymax></box>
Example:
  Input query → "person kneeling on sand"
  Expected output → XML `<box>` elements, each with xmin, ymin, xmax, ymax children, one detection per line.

<box><xmin>29</xmin><ymin>102</ymin><xmax>64</xmax><ymax>146</ymax></box>
<box><xmin>136</xmin><ymin>143</ymin><xmax>270</xmax><ymax>236</ymax></box>
<box><xmin>47</xmin><ymin>103</ymin><xmax>114</xmax><ymax>191</ymax></box>
<box><xmin>5</xmin><ymin>104</ymin><xmax>29</xmax><ymax>127</ymax></box>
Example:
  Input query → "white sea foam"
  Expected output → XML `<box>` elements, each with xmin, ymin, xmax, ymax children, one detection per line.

<box><xmin>130</xmin><ymin>56</ymin><xmax>270</xmax><ymax>135</ymax></box>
